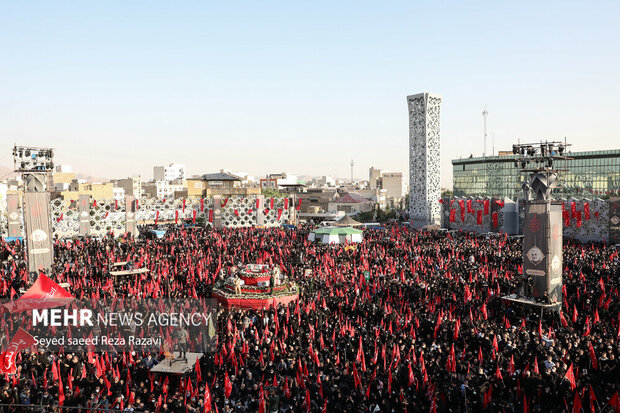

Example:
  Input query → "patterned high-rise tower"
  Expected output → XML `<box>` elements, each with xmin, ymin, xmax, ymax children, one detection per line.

<box><xmin>408</xmin><ymin>92</ymin><xmax>441</xmax><ymax>228</ymax></box>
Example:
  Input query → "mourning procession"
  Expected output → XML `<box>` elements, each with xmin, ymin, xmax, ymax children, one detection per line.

<box><xmin>1</xmin><ymin>2</ymin><xmax>620</xmax><ymax>412</ymax></box>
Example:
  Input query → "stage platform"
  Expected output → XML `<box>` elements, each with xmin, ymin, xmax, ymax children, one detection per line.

<box><xmin>150</xmin><ymin>352</ymin><xmax>202</xmax><ymax>375</ymax></box>
<box><xmin>111</xmin><ymin>261</ymin><xmax>128</xmax><ymax>267</ymax></box>
<box><xmin>213</xmin><ymin>292</ymin><xmax>299</xmax><ymax>309</ymax></box>
<box><xmin>110</xmin><ymin>268</ymin><xmax>150</xmax><ymax>277</ymax></box>
<box><xmin>502</xmin><ymin>294</ymin><xmax>561</xmax><ymax>311</ymax></box>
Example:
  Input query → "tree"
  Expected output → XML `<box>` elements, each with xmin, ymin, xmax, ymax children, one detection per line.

<box><xmin>441</xmin><ymin>189</ymin><xmax>453</xmax><ymax>198</ymax></box>
<box><xmin>261</xmin><ymin>188</ymin><xmax>286</xmax><ymax>198</ymax></box>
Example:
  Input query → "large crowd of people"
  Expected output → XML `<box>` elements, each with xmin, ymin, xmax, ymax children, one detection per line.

<box><xmin>0</xmin><ymin>224</ymin><xmax>619</xmax><ymax>412</ymax></box>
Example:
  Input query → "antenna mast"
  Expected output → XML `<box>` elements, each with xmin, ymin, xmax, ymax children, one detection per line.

<box><xmin>482</xmin><ymin>106</ymin><xmax>488</xmax><ymax>157</ymax></box>
<box><xmin>350</xmin><ymin>159</ymin><xmax>354</xmax><ymax>183</ymax></box>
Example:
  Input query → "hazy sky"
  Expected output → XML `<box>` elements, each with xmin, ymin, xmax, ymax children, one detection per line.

<box><xmin>1</xmin><ymin>1</ymin><xmax>619</xmax><ymax>188</ymax></box>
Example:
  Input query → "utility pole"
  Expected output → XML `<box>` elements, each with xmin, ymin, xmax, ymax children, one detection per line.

<box><xmin>482</xmin><ymin>106</ymin><xmax>488</xmax><ymax>157</ymax></box>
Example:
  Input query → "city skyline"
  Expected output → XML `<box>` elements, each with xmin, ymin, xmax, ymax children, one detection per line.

<box><xmin>1</xmin><ymin>1</ymin><xmax>619</xmax><ymax>187</ymax></box>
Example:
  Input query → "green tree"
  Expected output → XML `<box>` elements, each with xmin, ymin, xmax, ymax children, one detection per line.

<box><xmin>261</xmin><ymin>188</ymin><xmax>286</xmax><ymax>198</ymax></box>
<box><xmin>441</xmin><ymin>189</ymin><xmax>453</xmax><ymax>198</ymax></box>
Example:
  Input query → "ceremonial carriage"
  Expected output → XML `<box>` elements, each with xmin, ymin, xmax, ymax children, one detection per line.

<box><xmin>211</xmin><ymin>264</ymin><xmax>299</xmax><ymax>309</ymax></box>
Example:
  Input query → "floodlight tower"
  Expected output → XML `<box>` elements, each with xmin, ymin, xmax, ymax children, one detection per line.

<box><xmin>12</xmin><ymin>144</ymin><xmax>55</xmax><ymax>277</ymax></box>
<box><xmin>503</xmin><ymin>140</ymin><xmax>572</xmax><ymax>310</ymax></box>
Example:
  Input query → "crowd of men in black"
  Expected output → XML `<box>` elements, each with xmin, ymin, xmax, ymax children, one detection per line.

<box><xmin>0</xmin><ymin>225</ymin><xmax>618</xmax><ymax>412</ymax></box>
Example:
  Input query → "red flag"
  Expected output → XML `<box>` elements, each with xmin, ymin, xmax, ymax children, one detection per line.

<box><xmin>588</xmin><ymin>342</ymin><xmax>598</xmax><ymax>370</ymax></box>
<box><xmin>196</xmin><ymin>358</ymin><xmax>202</xmax><ymax>383</ymax></box>
<box><xmin>495</xmin><ymin>365</ymin><xmax>503</xmax><ymax>380</ymax></box>
<box><xmin>492</xmin><ymin>211</ymin><xmax>498</xmax><ymax>227</ymax></box>
<box><xmin>573</xmin><ymin>390</ymin><xmax>582</xmax><ymax>413</ymax></box>
<box><xmin>477</xmin><ymin>210</ymin><xmax>483</xmax><ymax>225</ymax></box>
<box><xmin>0</xmin><ymin>328</ymin><xmax>36</xmax><ymax>374</ymax></box>
<box><xmin>563</xmin><ymin>210</ymin><xmax>570</xmax><ymax>227</ymax></box>
<box><xmin>224</xmin><ymin>371</ymin><xmax>232</xmax><ymax>398</ymax></box>
<box><xmin>202</xmin><ymin>383</ymin><xmax>211</xmax><ymax>413</ymax></box>
<box><xmin>564</xmin><ymin>363</ymin><xmax>576</xmax><ymax>390</ymax></box>
<box><xmin>3</xmin><ymin>274</ymin><xmax>74</xmax><ymax>313</ymax></box>
<box><xmin>608</xmin><ymin>391</ymin><xmax>620</xmax><ymax>413</ymax></box>
<box><xmin>589</xmin><ymin>385</ymin><xmax>597</xmax><ymax>413</ymax></box>
<box><xmin>58</xmin><ymin>369</ymin><xmax>65</xmax><ymax>406</ymax></box>
<box><xmin>305</xmin><ymin>389</ymin><xmax>311</xmax><ymax>412</ymax></box>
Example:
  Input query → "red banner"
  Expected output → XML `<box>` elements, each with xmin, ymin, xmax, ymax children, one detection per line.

<box><xmin>584</xmin><ymin>202</ymin><xmax>590</xmax><ymax>220</ymax></box>
<box><xmin>492</xmin><ymin>211</ymin><xmax>498</xmax><ymax>227</ymax></box>
<box><xmin>3</xmin><ymin>274</ymin><xmax>74</xmax><ymax>314</ymax></box>
<box><xmin>0</xmin><ymin>328</ymin><xmax>36</xmax><ymax>374</ymax></box>
<box><xmin>477</xmin><ymin>210</ymin><xmax>483</xmax><ymax>225</ymax></box>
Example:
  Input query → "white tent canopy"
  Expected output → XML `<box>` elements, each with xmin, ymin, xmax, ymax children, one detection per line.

<box><xmin>308</xmin><ymin>227</ymin><xmax>363</xmax><ymax>244</ymax></box>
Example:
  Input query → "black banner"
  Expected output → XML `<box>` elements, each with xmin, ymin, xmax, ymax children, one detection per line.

<box><xmin>610</xmin><ymin>197</ymin><xmax>620</xmax><ymax>244</ymax></box>
<box><xmin>23</xmin><ymin>192</ymin><xmax>54</xmax><ymax>273</ymax></box>
<box><xmin>523</xmin><ymin>201</ymin><xmax>562</xmax><ymax>303</ymax></box>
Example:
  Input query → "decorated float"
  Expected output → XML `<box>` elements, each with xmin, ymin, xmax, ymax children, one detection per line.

<box><xmin>211</xmin><ymin>264</ymin><xmax>299</xmax><ymax>309</ymax></box>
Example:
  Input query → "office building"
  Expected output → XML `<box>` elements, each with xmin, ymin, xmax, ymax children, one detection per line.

<box><xmin>452</xmin><ymin>149</ymin><xmax>620</xmax><ymax>200</ymax></box>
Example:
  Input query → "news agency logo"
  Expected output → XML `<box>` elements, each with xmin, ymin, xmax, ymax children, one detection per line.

<box><xmin>31</xmin><ymin>308</ymin><xmax>215</xmax><ymax>328</ymax></box>
<box><xmin>22</xmin><ymin>299</ymin><xmax>218</xmax><ymax>352</ymax></box>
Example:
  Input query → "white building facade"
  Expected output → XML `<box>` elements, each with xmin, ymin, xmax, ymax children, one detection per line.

<box><xmin>154</xmin><ymin>164</ymin><xmax>186</xmax><ymax>182</ymax></box>
<box><xmin>408</xmin><ymin>92</ymin><xmax>442</xmax><ymax>228</ymax></box>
